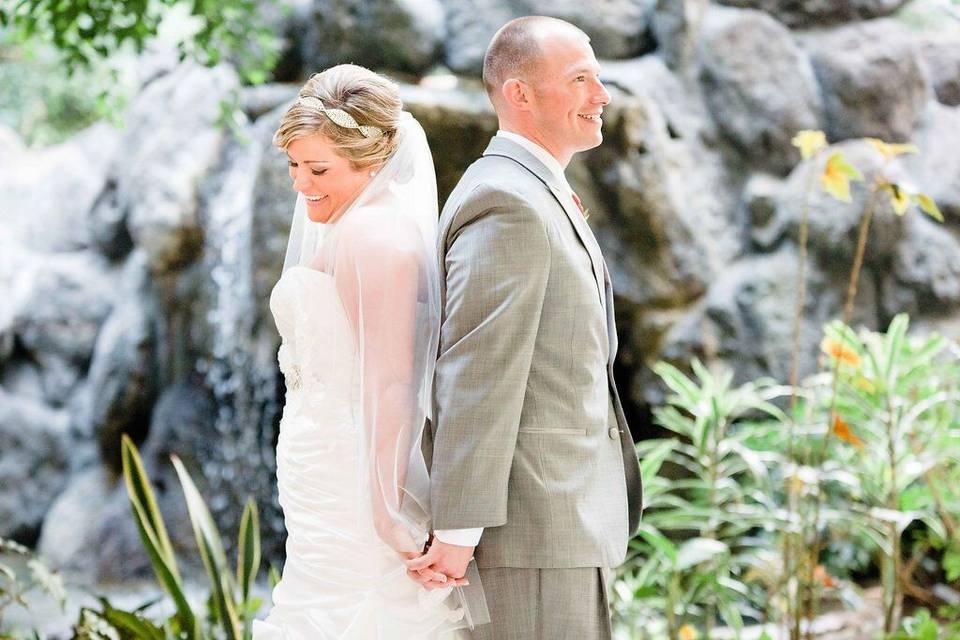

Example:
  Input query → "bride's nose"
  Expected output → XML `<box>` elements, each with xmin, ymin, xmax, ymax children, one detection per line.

<box><xmin>291</xmin><ymin>167</ymin><xmax>310</xmax><ymax>191</ymax></box>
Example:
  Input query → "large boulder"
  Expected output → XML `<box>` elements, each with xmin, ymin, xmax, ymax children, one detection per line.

<box><xmin>716</xmin><ymin>0</ymin><xmax>909</xmax><ymax>27</ymax></box>
<box><xmin>299</xmin><ymin>0</ymin><xmax>445</xmax><ymax>75</ymax></box>
<box><xmin>401</xmin><ymin>83</ymin><xmax>499</xmax><ymax>203</ymax></box>
<box><xmin>650</xmin><ymin>0</ymin><xmax>702</xmax><ymax>71</ymax></box>
<box><xmin>0</xmin><ymin>390</ymin><xmax>70</xmax><ymax>542</ymax></box>
<box><xmin>244</xmin><ymin>97</ymin><xmax>301</xmax><ymax>334</ymax></box>
<box><xmin>96</xmin><ymin>383</ymin><xmax>217</xmax><ymax>582</ymax></box>
<box><xmin>88</xmin><ymin>287</ymin><xmax>158</xmax><ymax>473</ymax></box>
<box><xmin>442</xmin><ymin>0</ymin><xmax>656</xmax><ymax>74</ymax></box>
<box><xmin>881</xmin><ymin>214</ymin><xmax>960</xmax><ymax>317</ymax></box>
<box><xmin>116</xmin><ymin>63</ymin><xmax>239</xmax><ymax>274</ymax></box>
<box><xmin>36</xmin><ymin>466</ymin><xmax>115</xmax><ymax>579</ymax></box>
<box><xmin>698</xmin><ymin>6</ymin><xmax>823</xmax><ymax>175</ymax></box>
<box><xmin>802</xmin><ymin>19</ymin><xmax>931</xmax><ymax>143</ymax></box>
<box><xmin>644</xmin><ymin>246</ymin><xmax>878</xmax><ymax>403</ymax></box>
<box><xmin>9</xmin><ymin>251</ymin><xmax>118</xmax><ymax>403</ymax></box>
<box><xmin>909</xmin><ymin>102</ymin><xmax>960</xmax><ymax>223</ymax></box>
<box><xmin>754</xmin><ymin>139</ymin><xmax>910</xmax><ymax>271</ymax></box>
<box><xmin>601</xmin><ymin>54</ymin><xmax>717</xmax><ymax>145</ymax></box>
<box><xmin>0</xmin><ymin>122</ymin><xmax>120</xmax><ymax>253</ymax></box>
<box><xmin>920</xmin><ymin>35</ymin><xmax>960</xmax><ymax>108</ymax></box>
<box><xmin>586</xmin><ymin>95</ymin><xmax>745</xmax><ymax>309</ymax></box>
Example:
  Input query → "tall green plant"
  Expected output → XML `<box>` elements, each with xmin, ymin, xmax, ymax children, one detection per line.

<box><xmin>817</xmin><ymin>316</ymin><xmax>960</xmax><ymax>633</ymax></box>
<box><xmin>618</xmin><ymin>361</ymin><xmax>788</xmax><ymax>638</ymax></box>
<box><xmin>88</xmin><ymin>434</ymin><xmax>264</xmax><ymax>640</ymax></box>
<box><xmin>783</xmin><ymin>132</ymin><xmax>946</xmax><ymax>639</ymax></box>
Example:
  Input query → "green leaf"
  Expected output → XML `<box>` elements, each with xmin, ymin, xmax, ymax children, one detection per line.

<box><xmin>821</xmin><ymin>151</ymin><xmax>863</xmax><ymax>202</ymax></box>
<box><xmin>637</xmin><ymin>524</ymin><xmax>678</xmax><ymax>565</ymax></box>
<box><xmin>121</xmin><ymin>436</ymin><xmax>198</xmax><ymax>638</ymax></box>
<box><xmin>792</xmin><ymin>129</ymin><xmax>827</xmax><ymax>160</ymax></box>
<box><xmin>28</xmin><ymin>557</ymin><xmax>66</xmax><ymax>608</ymax></box>
<box><xmin>915</xmin><ymin>193</ymin><xmax>945</xmax><ymax>222</ymax></box>
<box><xmin>97</xmin><ymin>598</ymin><xmax>166</xmax><ymax>640</ymax></box>
<box><xmin>121</xmin><ymin>435</ymin><xmax>179</xmax><ymax>577</ymax></box>
<box><xmin>171</xmin><ymin>455</ymin><xmax>241</xmax><ymax>640</ymax></box>
<box><xmin>887</xmin><ymin>183</ymin><xmax>911</xmax><ymax>216</ymax></box>
<box><xmin>675</xmin><ymin>538</ymin><xmax>729</xmax><ymax>571</ymax></box>
<box><xmin>237</xmin><ymin>497</ymin><xmax>261</xmax><ymax>626</ymax></box>
<box><xmin>268</xmin><ymin>565</ymin><xmax>282</xmax><ymax>590</ymax></box>
<box><xmin>637</xmin><ymin>439</ymin><xmax>676</xmax><ymax>481</ymax></box>
<box><xmin>944</xmin><ymin>547</ymin><xmax>960</xmax><ymax>582</ymax></box>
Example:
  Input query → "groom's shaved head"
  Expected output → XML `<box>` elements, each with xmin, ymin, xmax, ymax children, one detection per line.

<box><xmin>482</xmin><ymin>16</ymin><xmax>589</xmax><ymax>105</ymax></box>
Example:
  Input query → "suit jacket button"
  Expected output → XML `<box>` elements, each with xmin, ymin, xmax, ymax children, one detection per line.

<box><xmin>608</xmin><ymin>427</ymin><xmax>619</xmax><ymax>440</ymax></box>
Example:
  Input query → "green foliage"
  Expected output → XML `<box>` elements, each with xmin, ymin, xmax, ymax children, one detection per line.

<box><xmin>0</xmin><ymin>36</ymin><xmax>119</xmax><ymax>145</ymax></box>
<box><xmin>0</xmin><ymin>0</ymin><xmax>281</xmax><ymax>85</ymax></box>
<box><xmin>614</xmin><ymin>317</ymin><xmax>960</xmax><ymax>639</ymax></box>
<box><xmin>86</xmin><ymin>434</ymin><xmax>265</xmax><ymax>640</ymax></box>
<box><xmin>0</xmin><ymin>538</ymin><xmax>66</xmax><ymax>634</ymax></box>
<box><xmin>887</xmin><ymin>609</ymin><xmax>960</xmax><ymax>640</ymax></box>
<box><xmin>616</xmin><ymin>361</ymin><xmax>788</xmax><ymax>638</ymax></box>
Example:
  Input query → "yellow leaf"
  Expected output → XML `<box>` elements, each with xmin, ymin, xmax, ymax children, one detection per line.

<box><xmin>831</xmin><ymin>414</ymin><xmax>864</xmax><ymax>450</ymax></box>
<box><xmin>867</xmin><ymin>138</ymin><xmax>919</xmax><ymax>160</ymax></box>
<box><xmin>679</xmin><ymin>625</ymin><xmax>699</xmax><ymax>640</ymax></box>
<box><xmin>792</xmin><ymin>130</ymin><xmax>827</xmax><ymax>160</ymax></box>
<box><xmin>887</xmin><ymin>184</ymin><xmax>911</xmax><ymax>216</ymax></box>
<box><xmin>820</xmin><ymin>336</ymin><xmax>861</xmax><ymax>368</ymax></box>
<box><xmin>915</xmin><ymin>194</ymin><xmax>944</xmax><ymax>222</ymax></box>
<box><xmin>814</xmin><ymin>565</ymin><xmax>838</xmax><ymax>588</ymax></box>
<box><xmin>855</xmin><ymin>376</ymin><xmax>876</xmax><ymax>393</ymax></box>
<box><xmin>821</xmin><ymin>152</ymin><xmax>863</xmax><ymax>202</ymax></box>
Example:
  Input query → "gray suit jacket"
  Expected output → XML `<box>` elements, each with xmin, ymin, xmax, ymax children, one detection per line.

<box><xmin>428</xmin><ymin>136</ymin><xmax>643</xmax><ymax>569</ymax></box>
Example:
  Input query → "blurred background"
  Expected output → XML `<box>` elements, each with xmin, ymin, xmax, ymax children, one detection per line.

<box><xmin>1</xmin><ymin>0</ymin><xmax>960</xmax><ymax>638</ymax></box>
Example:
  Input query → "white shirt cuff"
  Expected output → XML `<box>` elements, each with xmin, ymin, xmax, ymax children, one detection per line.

<box><xmin>434</xmin><ymin>527</ymin><xmax>483</xmax><ymax>547</ymax></box>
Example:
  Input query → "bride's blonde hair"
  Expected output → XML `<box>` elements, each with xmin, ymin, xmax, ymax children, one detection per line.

<box><xmin>273</xmin><ymin>64</ymin><xmax>402</xmax><ymax>170</ymax></box>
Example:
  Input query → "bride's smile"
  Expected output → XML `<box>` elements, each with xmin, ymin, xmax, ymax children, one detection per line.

<box><xmin>286</xmin><ymin>133</ymin><xmax>374</xmax><ymax>224</ymax></box>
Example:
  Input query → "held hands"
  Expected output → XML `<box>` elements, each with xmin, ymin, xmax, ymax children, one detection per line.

<box><xmin>404</xmin><ymin>536</ymin><xmax>474</xmax><ymax>590</ymax></box>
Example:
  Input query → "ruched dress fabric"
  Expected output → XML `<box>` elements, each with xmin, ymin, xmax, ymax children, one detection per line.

<box><xmin>253</xmin><ymin>266</ymin><xmax>464</xmax><ymax>640</ymax></box>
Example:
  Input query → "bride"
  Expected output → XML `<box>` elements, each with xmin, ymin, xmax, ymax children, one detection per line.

<box><xmin>254</xmin><ymin>65</ymin><xmax>486</xmax><ymax>639</ymax></box>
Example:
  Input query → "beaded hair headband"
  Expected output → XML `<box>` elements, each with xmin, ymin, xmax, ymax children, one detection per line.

<box><xmin>296</xmin><ymin>95</ymin><xmax>384</xmax><ymax>139</ymax></box>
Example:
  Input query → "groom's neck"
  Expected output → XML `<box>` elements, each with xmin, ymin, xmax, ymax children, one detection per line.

<box><xmin>498</xmin><ymin>123</ymin><xmax>570</xmax><ymax>168</ymax></box>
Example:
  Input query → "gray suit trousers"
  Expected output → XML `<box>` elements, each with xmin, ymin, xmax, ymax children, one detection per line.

<box><xmin>469</xmin><ymin>567</ymin><xmax>613</xmax><ymax>640</ymax></box>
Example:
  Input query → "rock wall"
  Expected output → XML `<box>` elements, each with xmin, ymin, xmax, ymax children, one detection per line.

<box><xmin>1</xmin><ymin>0</ymin><xmax>959</xmax><ymax>582</ymax></box>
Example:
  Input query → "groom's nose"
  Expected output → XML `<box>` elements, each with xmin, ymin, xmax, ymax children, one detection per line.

<box><xmin>591</xmin><ymin>78</ymin><xmax>610</xmax><ymax>105</ymax></box>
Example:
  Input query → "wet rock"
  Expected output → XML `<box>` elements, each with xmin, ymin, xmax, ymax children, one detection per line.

<box><xmin>717</xmin><ymin>0</ymin><xmax>909</xmax><ymax>28</ymax></box>
<box><xmin>698</xmin><ymin>6</ymin><xmax>822</xmax><ymax>175</ymax></box>
<box><xmin>803</xmin><ymin>19</ymin><xmax>931</xmax><ymax>143</ymax></box>
<box><xmin>0</xmin><ymin>390</ymin><xmax>70</xmax><ymax>542</ymax></box>
<box><xmin>117</xmin><ymin>63</ymin><xmax>239</xmax><ymax>274</ymax></box>
<box><xmin>299</xmin><ymin>0</ymin><xmax>445</xmax><ymax>74</ymax></box>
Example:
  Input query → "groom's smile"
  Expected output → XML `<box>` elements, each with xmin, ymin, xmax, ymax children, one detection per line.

<box><xmin>523</xmin><ymin>30</ymin><xmax>610</xmax><ymax>166</ymax></box>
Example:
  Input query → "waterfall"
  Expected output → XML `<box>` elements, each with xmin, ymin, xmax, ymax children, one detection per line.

<box><xmin>198</xmin><ymin>115</ymin><xmax>284</xmax><ymax>556</ymax></box>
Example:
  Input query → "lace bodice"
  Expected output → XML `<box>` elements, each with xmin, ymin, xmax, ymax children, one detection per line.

<box><xmin>269</xmin><ymin>266</ymin><xmax>359</xmax><ymax>405</ymax></box>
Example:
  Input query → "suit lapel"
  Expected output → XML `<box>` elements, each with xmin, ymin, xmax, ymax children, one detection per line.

<box><xmin>482</xmin><ymin>137</ymin><xmax>606</xmax><ymax>310</ymax></box>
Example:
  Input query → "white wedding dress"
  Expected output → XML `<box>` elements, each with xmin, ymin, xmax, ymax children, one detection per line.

<box><xmin>252</xmin><ymin>266</ymin><xmax>465</xmax><ymax>640</ymax></box>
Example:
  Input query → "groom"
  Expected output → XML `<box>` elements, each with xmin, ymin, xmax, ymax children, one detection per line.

<box><xmin>410</xmin><ymin>16</ymin><xmax>643</xmax><ymax>638</ymax></box>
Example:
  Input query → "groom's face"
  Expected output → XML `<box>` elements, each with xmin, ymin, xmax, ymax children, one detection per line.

<box><xmin>527</xmin><ymin>33</ymin><xmax>610</xmax><ymax>161</ymax></box>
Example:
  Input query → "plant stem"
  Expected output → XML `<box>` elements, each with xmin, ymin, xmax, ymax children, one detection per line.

<box><xmin>802</xmin><ymin>178</ymin><xmax>882</xmax><ymax>640</ymax></box>
<box><xmin>785</xmin><ymin>151</ymin><xmax>817</xmax><ymax>640</ymax></box>
<box><xmin>884</xmin><ymin>393</ymin><xmax>902</xmax><ymax>633</ymax></box>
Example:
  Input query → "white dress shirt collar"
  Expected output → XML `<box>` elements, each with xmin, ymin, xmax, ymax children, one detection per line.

<box><xmin>495</xmin><ymin>130</ymin><xmax>571</xmax><ymax>191</ymax></box>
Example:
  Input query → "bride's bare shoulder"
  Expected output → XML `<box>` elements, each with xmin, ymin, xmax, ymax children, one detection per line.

<box><xmin>340</xmin><ymin>205</ymin><xmax>421</xmax><ymax>254</ymax></box>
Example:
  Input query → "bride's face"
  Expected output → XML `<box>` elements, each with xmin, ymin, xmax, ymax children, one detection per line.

<box><xmin>286</xmin><ymin>133</ymin><xmax>373</xmax><ymax>223</ymax></box>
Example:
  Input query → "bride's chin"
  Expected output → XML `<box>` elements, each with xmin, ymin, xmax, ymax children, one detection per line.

<box><xmin>306</xmin><ymin>204</ymin><xmax>336</xmax><ymax>224</ymax></box>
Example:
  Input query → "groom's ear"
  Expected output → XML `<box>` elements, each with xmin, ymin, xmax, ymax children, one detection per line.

<box><xmin>502</xmin><ymin>78</ymin><xmax>532</xmax><ymax>111</ymax></box>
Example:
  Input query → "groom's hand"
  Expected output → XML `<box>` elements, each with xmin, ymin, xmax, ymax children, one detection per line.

<box><xmin>404</xmin><ymin>539</ymin><xmax>475</xmax><ymax>590</ymax></box>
